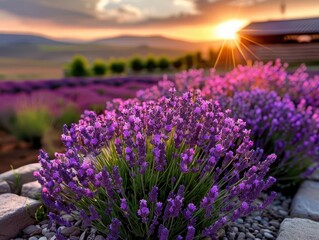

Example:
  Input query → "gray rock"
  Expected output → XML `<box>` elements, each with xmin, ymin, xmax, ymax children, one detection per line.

<box><xmin>291</xmin><ymin>180</ymin><xmax>319</xmax><ymax>221</ymax></box>
<box><xmin>228</xmin><ymin>232</ymin><xmax>236</xmax><ymax>240</ymax></box>
<box><xmin>0</xmin><ymin>193</ymin><xmax>41</xmax><ymax>239</ymax></box>
<box><xmin>236</xmin><ymin>218</ymin><xmax>244</xmax><ymax>224</ymax></box>
<box><xmin>60</xmin><ymin>226</ymin><xmax>81</xmax><ymax>236</ymax></box>
<box><xmin>246</xmin><ymin>232</ymin><xmax>255</xmax><ymax>239</ymax></box>
<box><xmin>23</xmin><ymin>225</ymin><xmax>42</xmax><ymax>236</ymax></box>
<box><xmin>94</xmin><ymin>235</ymin><xmax>104</xmax><ymax>240</ymax></box>
<box><xmin>79</xmin><ymin>231</ymin><xmax>87</xmax><ymax>240</ymax></box>
<box><xmin>61</xmin><ymin>214</ymin><xmax>75</xmax><ymax>222</ymax></box>
<box><xmin>0</xmin><ymin>163</ymin><xmax>40</xmax><ymax>193</ymax></box>
<box><xmin>277</xmin><ymin>218</ymin><xmax>319</xmax><ymax>240</ymax></box>
<box><xmin>39</xmin><ymin>237</ymin><xmax>48</xmax><ymax>240</ymax></box>
<box><xmin>70</xmin><ymin>237</ymin><xmax>80</xmax><ymax>240</ymax></box>
<box><xmin>308</xmin><ymin>170</ymin><xmax>319</xmax><ymax>181</ymax></box>
<box><xmin>44</xmin><ymin>232</ymin><xmax>55</xmax><ymax>239</ymax></box>
<box><xmin>237</xmin><ymin>232</ymin><xmax>245</xmax><ymax>240</ymax></box>
<box><xmin>264</xmin><ymin>232</ymin><xmax>274</xmax><ymax>239</ymax></box>
<box><xmin>42</xmin><ymin>227</ymin><xmax>50</xmax><ymax>235</ymax></box>
<box><xmin>0</xmin><ymin>180</ymin><xmax>10</xmax><ymax>194</ymax></box>
<box><xmin>28</xmin><ymin>237</ymin><xmax>38</xmax><ymax>240</ymax></box>
<box><xmin>278</xmin><ymin>209</ymin><xmax>288</xmax><ymax>216</ymax></box>
<box><xmin>21</xmin><ymin>181</ymin><xmax>42</xmax><ymax>199</ymax></box>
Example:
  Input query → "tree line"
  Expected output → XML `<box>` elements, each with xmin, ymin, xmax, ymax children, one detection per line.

<box><xmin>65</xmin><ymin>51</ymin><xmax>218</xmax><ymax>77</ymax></box>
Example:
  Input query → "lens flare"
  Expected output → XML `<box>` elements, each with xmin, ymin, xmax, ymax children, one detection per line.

<box><xmin>215</xmin><ymin>19</ymin><xmax>247</xmax><ymax>40</ymax></box>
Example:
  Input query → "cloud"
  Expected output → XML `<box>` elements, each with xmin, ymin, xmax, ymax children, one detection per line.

<box><xmin>173</xmin><ymin>0</ymin><xmax>199</xmax><ymax>14</ymax></box>
<box><xmin>229</xmin><ymin>0</ymin><xmax>268</xmax><ymax>7</ymax></box>
<box><xmin>97</xmin><ymin>3</ymin><xmax>145</xmax><ymax>22</ymax></box>
<box><xmin>0</xmin><ymin>0</ymin><xmax>315</xmax><ymax>30</ymax></box>
<box><xmin>93</xmin><ymin>0</ymin><xmax>200</xmax><ymax>23</ymax></box>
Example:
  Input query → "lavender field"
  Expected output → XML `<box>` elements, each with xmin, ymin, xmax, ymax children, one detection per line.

<box><xmin>1</xmin><ymin>58</ymin><xmax>319</xmax><ymax>239</ymax></box>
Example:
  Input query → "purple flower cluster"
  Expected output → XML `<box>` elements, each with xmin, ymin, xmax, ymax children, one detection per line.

<box><xmin>222</xmin><ymin>89</ymin><xmax>319</xmax><ymax>184</ymax></box>
<box><xmin>137</xmin><ymin>59</ymin><xmax>319</xmax><ymax>109</ymax></box>
<box><xmin>36</xmin><ymin>90</ymin><xmax>276</xmax><ymax>239</ymax></box>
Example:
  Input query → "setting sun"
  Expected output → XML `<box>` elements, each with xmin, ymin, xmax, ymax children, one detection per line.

<box><xmin>215</xmin><ymin>19</ymin><xmax>247</xmax><ymax>40</ymax></box>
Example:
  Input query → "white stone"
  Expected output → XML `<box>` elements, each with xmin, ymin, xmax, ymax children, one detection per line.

<box><xmin>0</xmin><ymin>193</ymin><xmax>41</xmax><ymax>239</ymax></box>
<box><xmin>0</xmin><ymin>180</ymin><xmax>10</xmax><ymax>194</ymax></box>
<box><xmin>291</xmin><ymin>180</ymin><xmax>319</xmax><ymax>221</ymax></box>
<box><xmin>277</xmin><ymin>218</ymin><xmax>319</xmax><ymax>240</ymax></box>
<box><xmin>21</xmin><ymin>181</ymin><xmax>42</xmax><ymax>199</ymax></box>
<box><xmin>94</xmin><ymin>235</ymin><xmax>104</xmax><ymax>240</ymax></box>
<box><xmin>0</xmin><ymin>163</ymin><xmax>40</xmax><ymax>193</ymax></box>
<box><xmin>39</xmin><ymin>237</ymin><xmax>48</xmax><ymax>240</ymax></box>
<box><xmin>29</xmin><ymin>237</ymin><xmax>39</xmax><ymax>240</ymax></box>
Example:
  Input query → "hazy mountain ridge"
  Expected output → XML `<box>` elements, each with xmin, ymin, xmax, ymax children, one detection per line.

<box><xmin>92</xmin><ymin>34</ymin><xmax>221</xmax><ymax>51</ymax></box>
<box><xmin>0</xmin><ymin>33</ymin><xmax>221</xmax><ymax>51</ymax></box>
<box><xmin>0</xmin><ymin>33</ymin><xmax>63</xmax><ymax>46</ymax></box>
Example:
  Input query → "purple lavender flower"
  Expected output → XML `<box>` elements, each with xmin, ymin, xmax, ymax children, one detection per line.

<box><xmin>137</xmin><ymin>199</ymin><xmax>150</xmax><ymax>223</ymax></box>
<box><xmin>149</xmin><ymin>186</ymin><xmax>158</xmax><ymax>203</ymax></box>
<box><xmin>158</xmin><ymin>225</ymin><xmax>169</xmax><ymax>240</ymax></box>
<box><xmin>37</xmin><ymin>90</ymin><xmax>277</xmax><ymax>239</ymax></box>
<box><xmin>186</xmin><ymin>225</ymin><xmax>195</xmax><ymax>240</ymax></box>
<box><xmin>120</xmin><ymin>198</ymin><xmax>129</xmax><ymax>216</ymax></box>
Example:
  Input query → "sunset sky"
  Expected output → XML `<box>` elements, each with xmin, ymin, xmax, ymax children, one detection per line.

<box><xmin>0</xmin><ymin>0</ymin><xmax>318</xmax><ymax>42</ymax></box>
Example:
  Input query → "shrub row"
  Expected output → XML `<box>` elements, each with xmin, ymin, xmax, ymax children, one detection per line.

<box><xmin>65</xmin><ymin>50</ymin><xmax>218</xmax><ymax>77</ymax></box>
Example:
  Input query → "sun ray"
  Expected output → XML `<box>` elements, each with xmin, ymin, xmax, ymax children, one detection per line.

<box><xmin>234</xmin><ymin>38</ymin><xmax>248</xmax><ymax>64</ymax></box>
<box><xmin>214</xmin><ymin>39</ymin><xmax>227</xmax><ymax>69</ymax></box>
<box><xmin>237</xmin><ymin>33</ymin><xmax>275</xmax><ymax>52</ymax></box>
<box><xmin>238</xmin><ymin>40</ymin><xmax>260</xmax><ymax>61</ymax></box>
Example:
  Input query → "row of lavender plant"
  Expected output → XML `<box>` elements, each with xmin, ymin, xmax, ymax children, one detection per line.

<box><xmin>35</xmin><ymin>59</ymin><xmax>319</xmax><ymax>239</ymax></box>
<box><xmin>136</xmin><ymin>60</ymin><xmax>319</xmax><ymax>183</ymax></box>
<box><xmin>0</xmin><ymin>76</ymin><xmax>160</xmax><ymax>94</ymax></box>
<box><xmin>137</xmin><ymin>59</ymin><xmax>319</xmax><ymax>109</ymax></box>
<box><xmin>0</xmin><ymin>80</ymin><xmax>154</xmax><ymax>150</ymax></box>
<box><xmin>36</xmin><ymin>90</ymin><xmax>276</xmax><ymax>239</ymax></box>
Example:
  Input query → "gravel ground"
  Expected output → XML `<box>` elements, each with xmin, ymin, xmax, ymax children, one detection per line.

<box><xmin>220</xmin><ymin>193</ymin><xmax>291</xmax><ymax>240</ymax></box>
<box><xmin>12</xmin><ymin>193</ymin><xmax>291</xmax><ymax>240</ymax></box>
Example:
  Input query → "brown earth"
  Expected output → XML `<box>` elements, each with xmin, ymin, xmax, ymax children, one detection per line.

<box><xmin>0</xmin><ymin>131</ymin><xmax>39</xmax><ymax>173</ymax></box>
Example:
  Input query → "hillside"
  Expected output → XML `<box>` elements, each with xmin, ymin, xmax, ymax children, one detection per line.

<box><xmin>92</xmin><ymin>35</ymin><xmax>221</xmax><ymax>51</ymax></box>
<box><xmin>0</xmin><ymin>33</ymin><xmax>62</xmax><ymax>46</ymax></box>
<box><xmin>0</xmin><ymin>33</ymin><xmax>221</xmax><ymax>80</ymax></box>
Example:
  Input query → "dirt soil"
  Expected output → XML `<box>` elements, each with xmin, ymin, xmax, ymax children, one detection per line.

<box><xmin>0</xmin><ymin>131</ymin><xmax>39</xmax><ymax>173</ymax></box>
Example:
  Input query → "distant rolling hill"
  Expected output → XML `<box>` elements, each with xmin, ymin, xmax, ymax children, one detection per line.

<box><xmin>92</xmin><ymin>35</ymin><xmax>221</xmax><ymax>51</ymax></box>
<box><xmin>0</xmin><ymin>33</ymin><xmax>63</xmax><ymax>46</ymax></box>
<box><xmin>0</xmin><ymin>33</ymin><xmax>221</xmax><ymax>80</ymax></box>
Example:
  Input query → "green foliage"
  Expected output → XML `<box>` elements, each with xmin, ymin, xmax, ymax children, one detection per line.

<box><xmin>66</xmin><ymin>55</ymin><xmax>90</xmax><ymax>77</ymax></box>
<box><xmin>34</xmin><ymin>205</ymin><xmax>48</xmax><ymax>222</ymax></box>
<box><xmin>92</xmin><ymin>59</ymin><xmax>108</xmax><ymax>76</ymax></box>
<box><xmin>10</xmin><ymin>165</ymin><xmax>22</xmax><ymax>194</ymax></box>
<box><xmin>208</xmin><ymin>49</ymin><xmax>217</xmax><ymax>67</ymax></box>
<box><xmin>158</xmin><ymin>57</ymin><xmax>170</xmax><ymax>71</ymax></box>
<box><xmin>130</xmin><ymin>57</ymin><xmax>144</xmax><ymax>73</ymax></box>
<box><xmin>9</xmin><ymin>108</ymin><xmax>52</xmax><ymax>148</ymax></box>
<box><xmin>184</xmin><ymin>54</ymin><xmax>194</xmax><ymax>69</ymax></box>
<box><xmin>194</xmin><ymin>51</ymin><xmax>206</xmax><ymax>68</ymax></box>
<box><xmin>110</xmin><ymin>60</ymin><xmax>126</xmax><ymax>74</ymax></box>
<box><xmin>172</xmin><ymin>57</ymin><xmax>184</xmax><ymax>70</ymax></box>
<box><xmin>145</xmin><ymin>56</ymin><xmax>157</xmax><ymax>72</ymax></box>
<box><xmin>56</xmin><ymin>107</ymin><xmax>80</xmax><ymax>128</ymax></box>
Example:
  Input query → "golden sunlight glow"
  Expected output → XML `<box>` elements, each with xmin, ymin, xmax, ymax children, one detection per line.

<box><xmin>215</xmin><ymin>19</ymin><xmax>247</xmax><ymax>40</ymax></box>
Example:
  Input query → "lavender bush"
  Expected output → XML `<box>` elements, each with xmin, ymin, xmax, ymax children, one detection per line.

<box><xmin>222</xmin><ymin>89</ymin><xmax>319</xmax><ymax>185</ymax></box>
<box><xmin>136</xmin><ymin>60</ymin><xmax>319</xmax><ymax>109</ymax></box>
<box><xmin>36</xmin><ymin>90</ymin><xmax>276</xmax><ymax>239</ymax></box>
